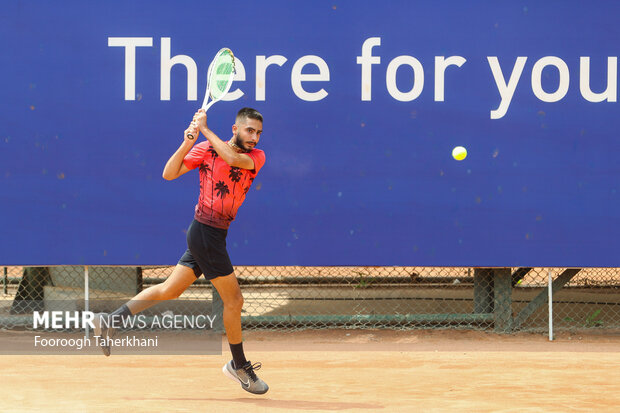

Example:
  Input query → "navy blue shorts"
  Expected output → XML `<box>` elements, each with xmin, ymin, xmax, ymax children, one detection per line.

<box><xmin>178</xmin><ymin>220</ymin><xmax>234</xmax><ymax>280</ymax></box>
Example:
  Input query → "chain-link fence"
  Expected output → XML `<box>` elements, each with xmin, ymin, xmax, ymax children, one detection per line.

<box><xmin>1</xmin><ymin>266</ymin><xmax>619</xmax><ymax>333</ymax></box>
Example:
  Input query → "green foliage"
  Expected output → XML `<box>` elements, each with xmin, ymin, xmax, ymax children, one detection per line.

<box><xmin>585</xmin><ymin>309</ymin><xmax>603</xmax><ymax>327</ymax></box>
<box><xmin>353</xmin><ymin>272</ymin><xmax>374</xmax><ymax>289</ymax></box>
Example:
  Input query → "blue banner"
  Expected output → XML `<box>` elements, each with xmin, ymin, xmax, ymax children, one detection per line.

<box><xmin>1</xmin><ymin>1</ymin><xmax>618</xmax><ymax>266</ymax></box>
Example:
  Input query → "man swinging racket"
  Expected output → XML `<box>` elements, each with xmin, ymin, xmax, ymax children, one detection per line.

<box><xmin>95</xmin><ymin>107</ymin><xmax>268</xmax><ymax>395</ymax></box>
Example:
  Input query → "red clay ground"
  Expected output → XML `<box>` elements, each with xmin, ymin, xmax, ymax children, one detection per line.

<box><xmin>1</xmin><ymin>329</ymin><xmax>619</xmax><ymax>412</ymax></box>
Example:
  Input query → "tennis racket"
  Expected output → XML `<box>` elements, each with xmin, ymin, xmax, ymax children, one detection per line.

<box><xmin>187</xmin><ymin>47</ymin><xmax>236</xmax><ymax>140</ymax></box>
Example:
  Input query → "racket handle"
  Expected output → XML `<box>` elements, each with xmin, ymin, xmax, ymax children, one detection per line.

<box><xmin>187</xmin><ymin>120</ymin><xmax>198</xmax><ymax>140</ymax></box>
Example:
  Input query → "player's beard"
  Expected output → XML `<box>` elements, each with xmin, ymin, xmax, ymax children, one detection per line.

<box><xmin>233</xmin><ymin>133</ymin><xmax>252</xmax><ymax>153</ymax></box>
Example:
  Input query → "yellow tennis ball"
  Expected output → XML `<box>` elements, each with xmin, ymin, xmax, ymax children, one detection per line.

<box><xmin>452</xmin><ymin>146</ymin><xmax>467</xmax><ymax>161</ymax></box>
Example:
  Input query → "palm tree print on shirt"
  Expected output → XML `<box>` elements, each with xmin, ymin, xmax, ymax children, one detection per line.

<box><xmin>207</xmin><ymin>147</ymin><xmax>218</xmax><ymax>219</ymax></box>
<box><xmin>198</xmin><ymin>163</ymin><xmax>211</xmax><ymax>205</ymax></box>
<box><xmin>228</xmin><ymin>166</ymin><xmax>242</xmax><ymax>212</ymax></box>
<box><xmin>207</xmin><ymin>148</ymin><xmax>218</xmax><ymax>159</ymax></box>
<box><xmin>199</xmin><ymin>163</ymin><xmax>212</xmax><ymax>174</ymax></box>
<box><xmin>243</xmin><ymin>177</ymin><xmax>255</xmax><ymax>195</ymax></box>
<box><xmin>215</xmin><ymin>181</ymin><xmax>230</xmax><ymax>215</ymax></box>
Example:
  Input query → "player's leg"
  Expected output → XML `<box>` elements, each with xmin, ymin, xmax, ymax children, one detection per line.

<box><xmin>94</xmin><ymin>263</ymin><xmax>198</xmax><ymax>356</ymax></box>
<box><xmin>127</xmin><ymin>264</ymin><xmax>197</xmax><ymax>313</ymax></box>
<box><xmin>95</xmin><ymin>220</ymin><xmax>206</xmax><ymax>356</ymax></box>
<box><xmin>211</xmin><ymin>272</ymin><xmax>269</xmax><ymax>395</ymax></box>
<box><xmin>210</xmin><ymin>272</ymin><xmax>244</xmax><ymax>347</ymax></box>
<box><xmin>184</xmin><ymin>219</ymin><xmax>268</xmax><ymax>394</ymax></box>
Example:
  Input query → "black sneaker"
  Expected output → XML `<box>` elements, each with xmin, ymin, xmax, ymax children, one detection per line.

<box><xmin>222</xmin><ymin>360</ymin><xmax>269</xmax><ymax>394</ymax></box>
<box><xmin>93</xmin><ymin>312</ymin><xmax>115</xmax><ymax>356</ymax></box>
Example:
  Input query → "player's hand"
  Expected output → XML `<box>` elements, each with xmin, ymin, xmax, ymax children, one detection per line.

<box><xmin>194</xmin><ymin>109</ymin><xmax>208</xmax><ymax>133</ymax></box>
<box><xmin>184</xmin><ymin>120</ymin><xmax>199</xmax><ymax>144</ymax></box>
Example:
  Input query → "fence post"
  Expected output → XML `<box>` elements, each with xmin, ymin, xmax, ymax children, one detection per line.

<box><xmin>548</xmin><ymin>269</ymin><xmax>553</xmax><ymax>341</ymax></box>
<box><xmin>84</xmin><ymin>266</ymin><xmax>90</xmax><ymax>338</ymax></box>
<box><xmin>136</xmin><ymin>267</ymin><xmax>143</xmax><ymax>294</ymax></box>
<box><xmin>474</xmin><ymin>268</ymin><xmax>494</xmax><ymax>313</ymax></box>
<box><xmin>3</xmin><ymin>267</ymin><xmax>7</xmax><ymax>295</ymax></box>
<box><xmin>493</xmin><ymin>268</ymin><xmax>512</xmax><ymax>332</ymax></box>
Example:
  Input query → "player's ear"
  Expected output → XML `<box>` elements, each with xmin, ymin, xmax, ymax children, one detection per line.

<box><xmin>232</xmin><ymin>123</ymin><xmax>238</xmax><ymax>134</ymax></box>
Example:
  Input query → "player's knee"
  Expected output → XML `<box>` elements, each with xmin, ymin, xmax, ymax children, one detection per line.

<box><xmin>159</xmin><ymin>284</ymin><xmax>182</xmax><ymax>300</ymax></box>
<box><xmin>224</xmin><ymin>292</ymin><xmax>244</xmax><ymax>312</ymax></box>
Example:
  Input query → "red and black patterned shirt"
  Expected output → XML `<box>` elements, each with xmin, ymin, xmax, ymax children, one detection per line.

<box><xmin>183</xmin><ymin>141</ymin><xmax>266</xmax><ymax>229</ymax></box>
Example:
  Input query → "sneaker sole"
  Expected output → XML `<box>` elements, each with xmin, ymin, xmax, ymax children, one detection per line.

<box><xmin>222</xmin><ymin>363</ymin><xmax>240</xmax><ymax>384</ymax></box>
<box><xmin>93</xmin><ymin>314</ymin><xmax>111</xmax><ymax>357</ymax></box>
<box><xmin>221</xmin><ymin>364</ymin><xmax>269</xmax><ymax>395</ymax></box>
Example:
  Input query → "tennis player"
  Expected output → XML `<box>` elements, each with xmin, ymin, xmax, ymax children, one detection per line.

<box><xmin>95</xmin><ymin>107</ymin><xmax>268</xmax><ymax>394</ymax></box>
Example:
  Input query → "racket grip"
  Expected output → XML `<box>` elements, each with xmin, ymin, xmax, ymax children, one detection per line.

<box><xmin>187</xmin><ymin>119</ymin><xmax>198</xmax><ymax>140</ymax></box>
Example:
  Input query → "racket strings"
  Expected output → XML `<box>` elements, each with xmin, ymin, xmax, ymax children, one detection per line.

<box><xmin>211</xmin><ymin>56</ymin><xmax>235</xmax><ymax>98</ymax></box>
<box><xmin>202</xmin><ymin>48</ymin><xmax>236</xmax><ymax>108</ymax></box>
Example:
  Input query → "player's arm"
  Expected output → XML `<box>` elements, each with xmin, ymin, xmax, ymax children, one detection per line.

<box><xmin>195</xmin><ymin>109</ymin><xmax>255</xmax><ymax>170</ymax></box>
<box><xmin>162</xmin><ymin>121</ymin><xmax>198</xmax><ymax>180</ymax></box>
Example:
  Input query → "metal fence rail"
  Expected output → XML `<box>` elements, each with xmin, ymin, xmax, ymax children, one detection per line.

<box><xmin>1</xmin><ymin>266</ymin><xmax>619</xmax><ymax>333</ymax></box>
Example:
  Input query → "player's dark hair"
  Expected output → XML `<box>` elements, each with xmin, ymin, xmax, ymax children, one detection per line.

<box><xmin>236</xmin><ymin>107</ymin><xmax>263</xmax><ymax>124</ymax></box>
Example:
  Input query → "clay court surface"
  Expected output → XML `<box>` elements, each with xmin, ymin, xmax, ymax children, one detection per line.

<box><xmin>1</xmin><ymin>329</ymin><xmax>619</xmax><ymax>412</ymax></box>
